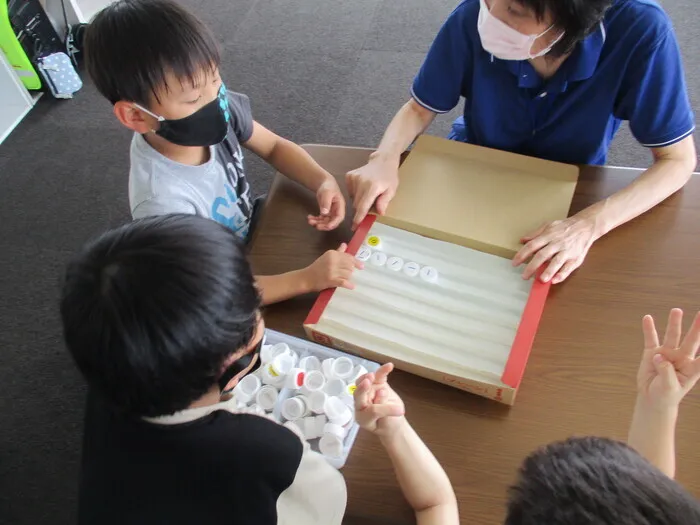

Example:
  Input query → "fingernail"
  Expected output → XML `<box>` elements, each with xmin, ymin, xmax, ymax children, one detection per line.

<box><xmin>653</xmin><ymin>354</ymin><xmax>663</xmax><ymax>364</ymax></box>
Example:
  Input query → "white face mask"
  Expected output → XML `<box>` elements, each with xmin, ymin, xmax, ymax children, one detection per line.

<box><xmin>477</xmin><ymin>0</ymin><xmax>564</xmax><ymax>61</ymax></box>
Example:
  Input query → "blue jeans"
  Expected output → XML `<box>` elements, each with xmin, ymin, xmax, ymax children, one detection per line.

<box><xmin>447</xmin><ymin>115</ymin><xmax>467</xmax><ymax>142</ymax></box>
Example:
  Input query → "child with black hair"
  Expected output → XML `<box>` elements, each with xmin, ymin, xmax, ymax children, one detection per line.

<box><xmin>60</xmin><ymin>213</ymin><xmax>460</xmax><ymax>525</ymax></box>
<box><xmin>83</xmin><ymin>0</ymin><xmax>361</xmax><ymax>306</ymax></box>
<box><xmin>61</xmin><ymin>214</ymin><xmax>347</xmax><ymax>524</ymax></box>
<box><xmin>504</xmin><ymin>308</ymin><xmax>700</xmax><ymax>525</ymax></box>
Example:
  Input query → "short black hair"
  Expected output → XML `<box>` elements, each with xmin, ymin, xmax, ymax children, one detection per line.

<box><xmin>84</xmin><ymin>0</ymin><xmax>220</xmax><ymax>105</ymax></box>
<box><xmin>505</xmin><ymin>436</ymin><xmax>700</xmax><ymax>525</ymax></box>
<box><xmin>60</xmin><ymin>214</ymin><xmax>261</xmax><ymax>417</ymax></box>
<box><xmin>519</xmin><ymin>0</ymin><xmax>613</xmax><ymax>57</ymax></box>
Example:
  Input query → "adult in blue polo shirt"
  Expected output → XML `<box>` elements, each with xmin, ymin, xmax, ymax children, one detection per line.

<box><xmin>347</xmin><ymin>0</ymin><xmax>696</xmax><ymax>284</ymax></box>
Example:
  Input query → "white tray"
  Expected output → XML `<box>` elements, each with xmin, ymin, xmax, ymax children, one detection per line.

<box><xmin>263</xmin><ymin>329</ymin><xmax>380</xmax><ymax>469</ymax></box>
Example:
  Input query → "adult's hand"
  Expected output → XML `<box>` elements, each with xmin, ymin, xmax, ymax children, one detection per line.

<box><xmin>512</xmin><ymin>215</ymin><xmax>598</xmax><ymax>283</ymax></box>
<box><xmin>345</xmin><ymin>154</ymin><xmax>400</xmax><ymax>230</ymax></box>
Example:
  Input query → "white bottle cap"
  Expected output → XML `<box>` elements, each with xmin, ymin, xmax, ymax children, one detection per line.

<box><xmin>232</xmin><ymin>374</ymin><xmax>261</xmax><ymax>405</ymax></box>
<box><xmin>300</xmin><ymin>370</ymin><xmax>326</xmax><ymax>396</ymax></box>
<box><xmin>324</xmin><ymin>378</ymin><xmax>347</xmax><ymax>397</ymax></box>
<box><xmin>281</xmin><ymin>396</ymin><xmax>310</xmax><ymax>421</ymax></box>
<box><xmin>255</xmin><ymin>385</ymin><xmax>279</xmax><ymax>411</ymax></box>
<box><xmin>308</xmin><ymin>390</ymin><xmax>328</xmax><ymax>415</ymax></box>
<box><xmin>339</xmin><ymin>392</ymin><xmax>355</xmax><ymax>409</ymax></box>
<box><xmin>272</xmin><ymin>342</ymin><xmax>290</xmax><ymax>355</ymax></box>
<box><xmin>386</xmin><ymin>256</ymin><xmax>404</xmax><ymax>272</ymax></box>
<box><xmin>265</xmin><ymin>343</ymin><xmax>299</xmax><ymax>366</ymax></box>
<box><xmin>261</xmin><ymin>363</ymin><xmax>286</xmax><ymax>387</ymax></box>
<box><xmin>315</xmin><ymin>414</ymin><xmax>328</xmax><ymax>437</ymax></box>
<box><xmin>319</xmin><ymin>433</ymin><xmax>344</xmax><ymax>459</ymax></box>
<box><xmin>285</xmin><ymin>368</ymin><xmax>305</xmax><ymax>390</ymax></box>
<box><xmin>349</xmin><ymin>365</ymin><xmax>368</xmax><ymax>383</ymax></box>
<box><xmin>302</xmin><ymin>416</ymin><xmax>320</xmax><ymax>440</ymax></box>
<box><xmin>321</xmin><ymin>358</ymin><xmax>335</xmax><ymax>379</ymax></box>
<box><xmin>323</xmin><ymin>396</ymin><xmax>353</xmax><ymax>426</ymax></box>
<box><xmin>330</xmin><ymin>357</ymin><xmax>355</xmax><ymax>380</ymax></box>
<box><xmin>356</xmin><ymin>244</ymin><xmax>372</xmax><ymax>262</ymax></box>
<box><xmin>370</xmin><ymin>252</ymin><xmax>388</xmax><ymax>266</ymax></box>
<box><xmin>419</xmin><ymin>265</ymin><xmax>439</xmax><ymax>283</ymax></box>
<box><xmin>403</xmin><ymin>262</ymin><xmax>420</xmax><ymax>277</ymax></box>
<box><xmin>270</xmin><ymin>353</ymin><xmax>295</xmax><ymax>377</ymax></box>
<box><xmin>298</xmin><ymin>355</ymin><xmax>322</xmax><ymax>372</ymax></box>
<box><xmin>323</xmin><ymin>422</ymin><xmax>348</xmax><ymax>439</ymax></box>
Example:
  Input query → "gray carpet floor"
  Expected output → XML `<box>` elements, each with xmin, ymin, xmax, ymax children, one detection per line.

<box><xmin>0</xmin><ymin>0</ymin><xmax>698</xmax><ymax>523</ymax></box>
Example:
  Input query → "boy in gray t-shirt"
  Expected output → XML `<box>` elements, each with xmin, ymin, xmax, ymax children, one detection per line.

<box><xmin>84</xmin><ymin>0</ymin><xmax>362</xmax><ymax>305</ymax></box>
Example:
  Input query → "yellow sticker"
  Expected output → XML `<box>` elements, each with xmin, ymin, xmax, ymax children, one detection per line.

<box><xmin>268</xmin><ymin>365</ymin><xmax>279</xmax><ymax>377</ymax></box>
<box><xmin>367</xmin><ymin>236</ymin><xmax>380</xmax><ymax>247</ymax></box>
<box><xmin>348</xmin><ymin>384</ymin><xmax>357</xmax><ymax>394</ymax></box>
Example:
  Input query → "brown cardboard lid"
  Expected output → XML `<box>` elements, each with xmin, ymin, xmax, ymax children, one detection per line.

<box><xmin>379</xmin><ymin>135</ymin><xmax>580</xmax><ymax>259</ymax></box>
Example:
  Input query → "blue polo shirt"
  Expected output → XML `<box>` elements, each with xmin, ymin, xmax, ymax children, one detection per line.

<box><xmin>412</xmin><ymin>0</ymin><xmax>695</xmax><ymax>165</ymax></box>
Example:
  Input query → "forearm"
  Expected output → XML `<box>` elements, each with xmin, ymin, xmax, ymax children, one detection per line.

<box><xmin>380</xmin><ymin>418</ymin><xmax>458</xmax><ymax>524</ymax></box>
<box><xmin>577</xmin><ymin>155</ymin><xmax>694</xmax><ymax>240</ymax></box>
<box><xmin>255</xmin><ymin>270</ymin><xmax>310</xmax><ymax>306</ymax></box>
<box><xmin>266</xmin><ymin>138</ymin><xmax>334</xmax><ymax>192</ymax></box>
<box><xmin>627</xmin><ymin>396</ymin><xmax>678</xmax><ymax>478</ymax></box>
<box><xmin>371</xmin><ymin>99</ymin><xmax>437</xmax><ymax>165</ymax></box>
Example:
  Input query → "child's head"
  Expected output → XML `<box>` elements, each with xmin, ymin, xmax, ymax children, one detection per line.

<box><xmin>60</xmin><ymin>214</ymin><xmax>262</xmax><ymax>417</ymax></box>
<box><xmin>84</xmin><ymin>0</ymin><xmax>227</xmax><ymax>145</ymax></box>
<box><xmin>505</xmin><ymin>436</ymin><xmax>700</xmax><ymax>525</ymax></box>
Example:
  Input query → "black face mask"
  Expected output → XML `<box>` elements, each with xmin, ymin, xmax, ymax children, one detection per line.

<box><xmin>136</xmin><ymin>84</ymin><xmax>231</xmax><ymax>147</ymax></box>
<box><xmin>218</xmin><ymin>334</ymin><xmax>264</xmax><ymax>393</ymax></box>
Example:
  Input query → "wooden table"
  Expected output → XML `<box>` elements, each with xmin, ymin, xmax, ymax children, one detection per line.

<box><xmin>249</xmin><ymin>145</ymin><xmax>700</xmax><ymax>525</ymax></box>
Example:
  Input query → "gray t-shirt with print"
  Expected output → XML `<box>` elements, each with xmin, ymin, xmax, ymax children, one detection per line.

<box><xmin>129</xmin><ymin>91</ymin><xmax>255</xmax><ymax>239</ymax></box>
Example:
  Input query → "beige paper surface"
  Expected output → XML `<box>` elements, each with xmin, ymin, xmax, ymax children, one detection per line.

<box><xmin>381</xmin><ymin>136</ymin><xmax>580</xmax><ymax>259</ymax></box>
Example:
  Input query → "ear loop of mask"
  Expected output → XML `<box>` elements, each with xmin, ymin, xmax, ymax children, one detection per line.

<box><xmin>529</xmin><ymin>25</ymin><xmax>564</xmax><ymax>59</ymax></box>
<box><xmin>132</xmin><ymin>103</ymin><xmax>165</xmax><ymax>133</ymax></box>
<box><xmin>219</xmin><ymin>333</ymin><xmax>265</xmax><ymax>393</ymax></box>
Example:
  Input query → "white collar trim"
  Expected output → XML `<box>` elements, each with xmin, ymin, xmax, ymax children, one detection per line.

<box><xmin>143</xmin><ymin>396</ymin><xmax>242</xmax><ymax>426</ymax></box>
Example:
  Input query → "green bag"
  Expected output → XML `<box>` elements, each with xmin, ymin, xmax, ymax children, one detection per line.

<box><xmin>0</xmin><ymin>0</ymin><xmax>41</xmax><ymax>90</ymax></box>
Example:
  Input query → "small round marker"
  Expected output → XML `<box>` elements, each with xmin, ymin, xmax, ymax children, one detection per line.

<box><xmin>403</xmin><ymin>262</ymin><xmax>420</xmax><ymax>277</ymax></box>
<box><xmin>370</xmin><ymin>252</ymin><xmax>387</xmax><ymax>266</ymax></box>
<box><xmin>387</xmin><ymin>256</ymin><xmax>404</xmax><ymax>272</ymax></box>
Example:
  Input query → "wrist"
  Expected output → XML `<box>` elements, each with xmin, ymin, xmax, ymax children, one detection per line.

<box><xmin>311</xmin><ymin>172</ymin><xmax>336</xmax><ymax>194</ymax></box>
<box><xmin>575</xmin><ymin>203</ymin><xmax>611</xmax><ymax>241</ymax></box>
<box><xmin>634</xmin><ymin>394</ymin><xmax>680</xmax><ymax>420</ymax></box>
<box><xmin>295</xmin><ymin>268</ymin><xmax>315</xmax><ymax>295</ymax></box>
<box><xmin>368</xmin><ymin>149</ymin><xmax>401</xmax><ymax>168</ymax></box>
<box><xmin>377</xmin><ymin>416</ymin><xmax>409</xmax><ymax>447</ymax></box>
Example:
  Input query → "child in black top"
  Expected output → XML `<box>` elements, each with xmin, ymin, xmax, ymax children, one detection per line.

<box><xmin>60</xmin><ymin>214</ymin><xmax>346</xmax><ymax>525</ymax></box>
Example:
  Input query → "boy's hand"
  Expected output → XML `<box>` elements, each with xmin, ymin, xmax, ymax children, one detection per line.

<box><xmin>302</xmin><ymin>243</ymin><xmax>363</xmax><ymax>292</ymax></box>
<box><xmin>354</xmin><ymin>363</ymin><xmax>406</xmax><ymax>439</ymax></box>
<box><xmin>308</xmin><ymin>178</ymin><xmax>345</xmax><ymax>231</ymax></box>
<box><xmin>638</xmin><ymin>308</ymin><xmax>700</xmax><ymax>410</ymax></box>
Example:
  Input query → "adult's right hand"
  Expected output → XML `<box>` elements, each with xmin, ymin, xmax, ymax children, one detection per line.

<box><xmin>346</xmin><ymin>155</ymin><xmax>400</xmax><ymax>230</ymax></box>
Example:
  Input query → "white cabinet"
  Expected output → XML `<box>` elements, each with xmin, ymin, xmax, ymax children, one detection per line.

<box><xmin>0</xmin><ymin>50</ymin><xmax>40</xmax><ymax>145</ymax></box>
<box><xmin>0</xmin><ymin>0</ymin><xmax>110</xmax><ymax>145</ymax></box>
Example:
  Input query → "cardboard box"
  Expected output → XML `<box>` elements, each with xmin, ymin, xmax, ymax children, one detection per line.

<box><xmin>304</xmin><ymin>136</ymin><xmax>579</xmax><ymax>404</ymax></box>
